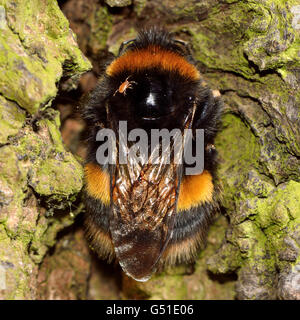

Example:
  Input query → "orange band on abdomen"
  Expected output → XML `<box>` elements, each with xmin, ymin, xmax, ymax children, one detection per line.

<box><xmin>85</xmin><ymin>164</ymin><xmax>213</xmax><ymax>210</ymax></box>
<box><xmin>177</xmin><ymin>171</ymin><xmax>214</xmax><ymax>211</ymax></box>
<box><xmin>84</xmin><ymin>163</ymin><xmax>110</xmax><ymax>205</ymax></box>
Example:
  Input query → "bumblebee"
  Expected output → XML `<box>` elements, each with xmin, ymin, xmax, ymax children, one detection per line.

<box><xmin>83</xmin><ymin>28</ymin><xmax>222</xmax><ymax>282</ymax></box>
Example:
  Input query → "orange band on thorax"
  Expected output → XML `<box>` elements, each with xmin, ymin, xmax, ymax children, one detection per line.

<box><xmin>106</xmin><ymin>45</ymin><xmax>200</xmax><ymax>80</ymax></box>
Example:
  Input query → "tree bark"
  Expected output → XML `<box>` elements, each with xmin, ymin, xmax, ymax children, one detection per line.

<box><xmin>0</xmin><ymin>0</ymin><xmax>91</xmax><ymax>299</ymax></box>
<box><xmin>0</xmin><ymin>0</ymin><xmax>299</xmax><ymax>300</ymax></box>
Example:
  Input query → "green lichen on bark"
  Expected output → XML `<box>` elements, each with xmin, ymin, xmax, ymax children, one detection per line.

<box><xmin>88</xmin><ymin>5</ymin><xmax>113</xmax><ymax>59</ymax></box>
<box><xmin>184</xmin><ymin>0</ymin><xmax>300</xmax><ymax>299</ymax></box>
<box><xmin>0</xmin><ymin>96</ymin><xmax>25</xmax><ymax>145</ymax></box>
<box><xmin>207</xmin><ymin>181</ymin><xmax>300</xmax><ymax>299</ymax></box>
<box><xmin>0</xmin><ymin>0</ymin><xmax>91</xmax><ymax>299</ymax></box>
<box><xmin>61</xmin><ymin>0</ymin><xmax>113</xmax><ymax>64</ymax></box>
<box><xmin>0</xmin><ymin>0</ymin><xmax>91</xmax><ymax>114</ymax></box>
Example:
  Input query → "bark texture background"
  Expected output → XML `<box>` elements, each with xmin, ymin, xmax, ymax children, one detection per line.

<box><xmin>0</xmin><ymin>0</ymin><xmax>299</xmax><ymax>300</ymax></box>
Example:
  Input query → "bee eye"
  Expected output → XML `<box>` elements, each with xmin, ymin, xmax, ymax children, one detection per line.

<box><xmin>188</xmin><ymin>96</ymin><xmax>193</xmax><ymax>102</ymax></box>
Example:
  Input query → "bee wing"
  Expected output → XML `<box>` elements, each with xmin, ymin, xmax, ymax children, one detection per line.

<box><xmin>109</xmin><ymin>130</ymin><xmax>184</xmax><ymax>281</ymax></box>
